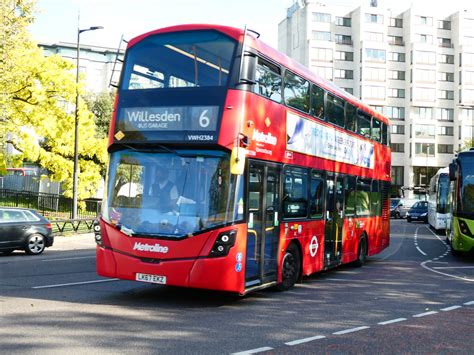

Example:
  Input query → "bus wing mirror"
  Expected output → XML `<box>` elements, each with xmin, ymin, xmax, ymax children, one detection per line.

<box><xmin>239</xmin><ymin>52</ymin><xmax>257</xmax><ymax>85</ymax></box>
<box><xmin>230</xmin><ymin>147</ymin><xmax>246</xmax><ymax>175</ymax></box>
<box><xmin>449</xmin><ymin>162</ymin><xmax>457</xmax><ymax>181</ymax></box>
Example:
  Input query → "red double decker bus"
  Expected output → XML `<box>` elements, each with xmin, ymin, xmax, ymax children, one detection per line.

<box><xmin>96</xmin><ymin>24</ymin><xmax>391</xmax><ymax>294</ymax></box>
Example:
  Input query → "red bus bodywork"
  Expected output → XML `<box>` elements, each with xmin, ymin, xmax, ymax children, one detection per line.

<box><xmin>97</xmin><ymin>24</ymin><xmax>391</xmax><ymax>294</ymax></box>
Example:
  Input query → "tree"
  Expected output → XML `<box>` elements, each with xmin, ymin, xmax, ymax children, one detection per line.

<box><xmin>0</xmin><ymin>0</ymin><xmax>107</xmax><ymax>199</ymax></box>
<box><xmin>458</xmin><ymin>139</ymin><xmax>474</xmax><ymax>153</ymax></box>
<box><xmin>84</xmin><ymin>91</ymin><xmax>114</xmax><ymax>139</ymax></box>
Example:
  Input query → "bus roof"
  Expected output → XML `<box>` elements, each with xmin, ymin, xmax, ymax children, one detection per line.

<box><xmin>127</xmin><ymin>24</ymin><xmax>389</xmax><ymax>125</ymax></box>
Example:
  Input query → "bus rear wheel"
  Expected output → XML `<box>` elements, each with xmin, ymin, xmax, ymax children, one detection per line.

<box><xmin>276</xmin><ymin>243</ymin><xmax>301</xmax><ymax>291</ymax></box>
<box><xmin>353</xmin><ymin>234</ymin><xmax>367</xmax><ymax>267</ymax></box>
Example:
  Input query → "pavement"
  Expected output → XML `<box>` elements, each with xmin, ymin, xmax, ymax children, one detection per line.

<box><xmin>50</xmin><ymin>232</ymin><xmax>96</xmax><ymax>251</ymax></box>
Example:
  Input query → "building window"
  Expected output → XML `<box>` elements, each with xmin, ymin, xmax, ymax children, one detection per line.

<box><xmin>386</xmin><ymin>106</ymin><xmax>405</xmax><ymax>120</ymax></box>
<box><xmin>461</xmin><ymin>71</ymin><xmax>474</xmax><ymax>84</ymax></box>
<box><xmin>312</xmin><ymin>31</ymin><xmax>331</xmax><ymax>41</ymax></box>
<box><xmin>364</xmin><ymin>67</ymin><xmax>385</xmax><ymax>81</ymax></box>
<box><xmin>364</xmin><ymin>32</ymin><xmax>384</xmax><ymax>42</ymax></box>
<box><xmin>389</xmin><ymin>70</ymin><xmax>405</xmax><ymax>80</ymax></box>
<box><xmin>365</xmin><ymin>13</ymin><xmax>384</xmax><ymax>24</ymax></box>
<box><xmin>342</xmin><ymin>87</ymin><xmax>354</xmax><ymax>94</ymax></box>
<box><xmin>461</xmin><ymin>53</ymin><xmax>474</xmax><ymax>67</ymax></box>
<box><xmin>313</xmin><ymin>66</ymin><xmax>333</xmax><ymax>80</ymax></box>
<box><xmin>388</xmin><ymin>52</ymin><xmax>405</xmax><ymax>62</ymax></box>
<box><xmin>439</xmin><ymin>54</ymin><xmax>454</xmax><ymax>64</ymax></box>
<box><xmin>391</xmin><ymin>143</ymin><xmax>405</xmax><ymax>152</ymax></box>
<box><xmin>438</xmin><ymin>72</ymin><xmax>454</xmax><ymax>82</ymax></box>
<box><xmin>438</xmin><ymin>126</ymin><xmax>454</xmax><ymax>136</ymax></box>
<box><xmin>418</xmin><ymin>16</ymin><xmax>433</xmax><ymax>26</ymax></box>
<box><xmin>412</xmin><ymin>87</ymin><xmax>436</xmax><ymax>102</ymax></box>
<box><xmin>335</xmin><ymin>34</ymin><xmax>352</xmax><ymax>45</ymax></box>
<box><xmin>438</xmin><ymin>144</ymin><xmax>454</xmax><ymax>154</ymax></box>
<box><xmin>438</xmin><ymin>20</ymin><xmax>451</xmax><ymax>30</ymax></box>
<box><xmin>335</xmin><ymin>51</ymin><xmax>354</xmax><ymax>61</ymax></box>
<box><xmin>438</xmin><ymin>37</ymin><xmax>453</xmax><ymax>48</ymax></box>
<box><xmin>335</xmin><ymin>69</ymin><xmax>354</xmax><ymax>80</ymax></box>
<box><xmin>388</xmin><ymin>88</ymin><xmax>405</xmax><ymax>98</ymax></box>
<box><xmin>437</xmin><ymin>108</ymin><xmax>454</xmax><ymax>121</ymax></box>
<box><xmin>391</xmin><ymin>125</ymin><xmax>405</xmax><ymax>134</ymax></box>
<box><xmin>460</xmin><ymin>89</ymin><xmax>474</xmax><ymax>103</ymax></box>
<box><xmin>390</xmin><ymin>17</ymin><xmax>403</xmax><ymax>27</ymax></box>
<box><xmin>363</xmin><ymin>86</ymin><xmax>386</xmax><ymax>100</ymax></box>
<box><xmin>312</xmin><ymin>12</ymin><xmax>331</xmax><ymax>23</ymax></box>
<box><xmin>364</xmin><ymin>48</ymin><xmax>386</xmax><ymax>62</ymax></box>
<box><xmin>414</xmin><ymin>124</ymin><xmax>436</xmax><ymax>138</ymax></box>
<box><xmin>414</xmin><ymin>69</ymin><xmax>436</xmax><ymax>83</ymax></box>
<box><xmin>415</xmin><ymin>107</ymin><xmax>433</xmax><ymax>119</ymax></box>
<box><xmin>439</xmin><ymin>90</ymin><xmax>454</xmax><ymax>100</ymax></box>
<box><xmin>391</xmin><ymin>166</ymin><xmax>404</xmax><ymax>187</ymax></box>
<box><xmin>460</xmin><ymin>109</ymin><xmax>474</xmax><ymax>120</ymax></box>
<box><xmin>414</xmin><ymin>51</ymin><xmax>436</xmax><ymax>65</ymax></box>
<box><xmin>415</xmin><ymin>143</ymin><xmax>435</xmax><ymax>156</ymax></box>
<box><xmin>388</xmin><ymin>35</ymin><xmax>404</xmax><ymax>46</ymax></box>
<box><xmin>335</xmin><ymin>16</ymin><xmax>351</xmax><ymax>27</ymax></box>
<box><xmin>312</xmin><ymin>48</ymin><xmax>333</xmax><ymax>62</ymax></box>
<box><xmin>417</xmin><ymin>34</ymin><xmax>433</xmax><ymax>44</ymax></box>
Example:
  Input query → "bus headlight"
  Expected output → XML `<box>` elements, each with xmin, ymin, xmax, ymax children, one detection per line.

<box><xmin>458</xmin><ymin>220</ymin><xmax>473</xmax><ymax>238</ymax></box>
<box><xmin>209</xmin><ymin>230</ymin><xmax>237</xmax><ymax>257</ymax></box>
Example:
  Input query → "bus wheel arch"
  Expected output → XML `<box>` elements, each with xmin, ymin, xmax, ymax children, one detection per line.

<box><xmin>276</xmin><ymin>241</ymin><xmax>302</xmax><ymax>291</ymax></box>
<box><xmin>353</xmin><ymin>233</ymin><xmax>368</xmax><ymax>267</ymax></box>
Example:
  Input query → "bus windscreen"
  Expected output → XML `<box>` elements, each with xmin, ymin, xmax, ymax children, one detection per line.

<box><xmin>102</xmin><ymin>149</ymin><xmax>244</xmax><ymax>238</ymax></box>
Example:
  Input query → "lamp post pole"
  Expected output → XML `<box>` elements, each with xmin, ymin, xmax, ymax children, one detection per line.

<box><xmin>72</xmin><ymin>25</ymin><xmax>103</xmax><ymax>219</ymax></box>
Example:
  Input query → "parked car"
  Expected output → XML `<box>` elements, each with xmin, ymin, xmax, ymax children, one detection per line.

<box><xmin>390</xmin><ymin>198</ymin><xmax>403</xmax><ymax>218</ymax></box>
<box><xmin>0</xmin><ymin>207</ymin><xmax>54</xmax><ymax>255</ymax></box>
<box><xmin>390</xmin><ymin>198</ymin><xmax>418</xmax><ymax>219</ymax></box>
<box><xmin>407</xmin><ymin>201</ymin><xmax>429</xmax><ymax>223</ymax></box>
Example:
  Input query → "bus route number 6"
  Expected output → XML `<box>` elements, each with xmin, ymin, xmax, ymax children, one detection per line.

<box><xmin>199</xmin><ymin>110</ymin><xmax>210</xmax><ymax>128</ymax></box>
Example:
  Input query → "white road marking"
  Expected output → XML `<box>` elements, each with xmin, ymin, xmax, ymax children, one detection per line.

<box><xmin>285</xmin><ymin>335</ymin><xmax>326</xmax><ymax>345</ymax></box>
<box><xmin>42</xmin><ymin>256</ymin><xmax>95</xmax><ymax>262</ymax></box>
<box><xmin>333</xmin><ymin>326</ymin><xmax>370</xmax><ymax>335</ymax></box>
<box><xmin>232</xmin><ymin>347</ymin><xmax>273</xmax><ymax>355</ymax></box>
<box><xmin>464</xmin><ymin>301</ymin><xmax>474</xmax><ymax>306</ymax></box>
<box><xmin>414</xmin><ymin>228</ymin><xmax>427</xmax><ymax>255</ymax></box>
<box><xmin>433</xmin><ymin>266</ymin><xmax>474</xmax><ymax>269</ymax></box>
<box><xmin>416</xmin><ymin>246</ymin><xmax>427</xmax><ymax>256</ymax></box>
<box><xmin>441</xmin><ymin>306</ymin><xmax>462</xmax><ymax>311</ymax></box>
<box><xmin>413</xmin><ymin>311</ymin><xmax>438</xmax><ymax>318</ymax></box>
<box><xmin>33</xmin><ymin>278</ymin><xmax>119</xmax><ymax>289</ymax></box>
<box><xmin>378</xmin><ymin>318</ymin><xmax>407</xmax><ymax>325</ymax></box>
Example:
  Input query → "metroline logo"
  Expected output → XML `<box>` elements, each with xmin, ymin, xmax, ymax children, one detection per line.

<box><xmin>133</xmin><ymin>242</ymin><xmax>169</xmax><ymax>254</ymax></box>
<box><xmin>252</xmin><ymin>129</ymin><xmax>277</xmax><ymax>146</ymax></box>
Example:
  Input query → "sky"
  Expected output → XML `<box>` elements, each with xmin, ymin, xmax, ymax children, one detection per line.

<box><xmin>30</xmin><ymin>0</ymin><xmax>474</xmax><ymax>50</ymax></box>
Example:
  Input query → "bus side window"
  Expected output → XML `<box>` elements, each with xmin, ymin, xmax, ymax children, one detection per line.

<box><xmin>357</xmin><ymin>110</ymin><xmax>372</xmax><ymax>138</ymax></box>
<box><xmin>253</xmin><ymin>58</ymin><xmax>282</xmax><ymax>103</ymax></box>
<box><xmin>356</xmin><ymin>178</ymin><xmax>371</xmax><ymax>216</ymax></box>
<box><xmin>310</xmin><ymin>84</ymin><xmax>325</xmax><ymax>119</ymax></box>
<box><xmin>381</xmin><ymin>122</ymin><xmax>389</xmax><ymax>145</ymax></box>
<box><xmin>326</xmin><ymin>93</ymin><xmax>345</xmax><ymax>128</ymax></box>
<box><xmin>344</xmin><ymin>175</ymin><xmax>357</xmax><ymax>216</ymax></box>
<box><xmin>345</xmin><ymin>103</ymin><xmax>357</xmax><ymax>133</ymax></box>
<box><xmin>370</xmin><ymin>180</ymin><xmax>381</xmax><ymax>216</ymax></box>
<box><xmin>310</xmin><ymin>170</ymin><xmax>324</xmax><ymax>218</ymax></box>
<box><xmin>284</xmin><ymin>71</ymin><xmax>310</xmax><ymax>113</ymax></box>
<box><xmin>283</xmin><ymin>166</ymin><xmax>308</xmax><ymax>219</ymax></box>
<box><xmin>372</xmin><ymin>118</ymin><xmax>381</xmax><ymax>142</ymax></box>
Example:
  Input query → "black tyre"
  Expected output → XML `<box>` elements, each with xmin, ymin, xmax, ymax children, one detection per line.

<box><xmin>25</xmin><ymin>234</ymin><xmax>46</xmax><ymax>255</ymax></box>
<box><xmin>276</xmin><ymin>243</ymin><xmax>301</xmax><ymax>291</ymax></box>
<box><xmin>353</xmin><ymin>234</ymin><xmax>367</xmax><ymax>267</ymax></box>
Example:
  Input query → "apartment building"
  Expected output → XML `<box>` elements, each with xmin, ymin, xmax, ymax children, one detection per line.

<box><xmin>279</xmin><ymin>0</ymin><xmax>474</xmax><ymax>194</ymax></box>
<box><xmin>39</xmin><ymin>41</ymin><xmax>123</xmax><ymax>93</ymax></box>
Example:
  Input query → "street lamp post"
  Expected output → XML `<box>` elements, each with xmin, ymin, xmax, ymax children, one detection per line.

<box><xmin>72</xmin><ymin>25</ymin><xmax>103</xmax><ymax>219</ymax></box>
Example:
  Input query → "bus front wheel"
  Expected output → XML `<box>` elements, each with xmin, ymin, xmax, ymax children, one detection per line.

<box><xmin>277</xmin><ymin>243</ymin><xmax>301</xmax><ymax>291</ymax></box>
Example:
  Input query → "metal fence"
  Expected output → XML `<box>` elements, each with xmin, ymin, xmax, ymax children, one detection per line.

<box><xmin>0</xmin><ymin>189</ymin><xmax>101</xmax><ymax>220</ymax></box>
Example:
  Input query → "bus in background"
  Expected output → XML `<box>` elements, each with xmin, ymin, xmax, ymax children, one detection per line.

<box><xmin>428</xmin><ymin>167</ymin><xmax>449</xmax><ymax>231</ymax></box>
<box><xmin>95</xmin><ymin>24</ymin><xmax>391</xmax><ymax>294</ymax></box>
<box><xmin>446</xmin><ymin>149</ymin><xmax>474</xmax><ymax>255</ymax></box>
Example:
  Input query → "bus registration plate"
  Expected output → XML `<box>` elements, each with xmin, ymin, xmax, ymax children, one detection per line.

<box><xmin>136</xmin><ymin>273</ymin><xmax>166</xmax><ymax>284</ymax></box>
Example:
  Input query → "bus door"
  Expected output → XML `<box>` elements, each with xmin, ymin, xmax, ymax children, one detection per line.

<box><xmin>324</xmin><ymin>173</ymin><xmax>344</xmax><ymax>266</ymax></box>
<box><xmin>245</xmin><ymin>161</ymin><xmax>281</xmax><ymax>288</ymax></box>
